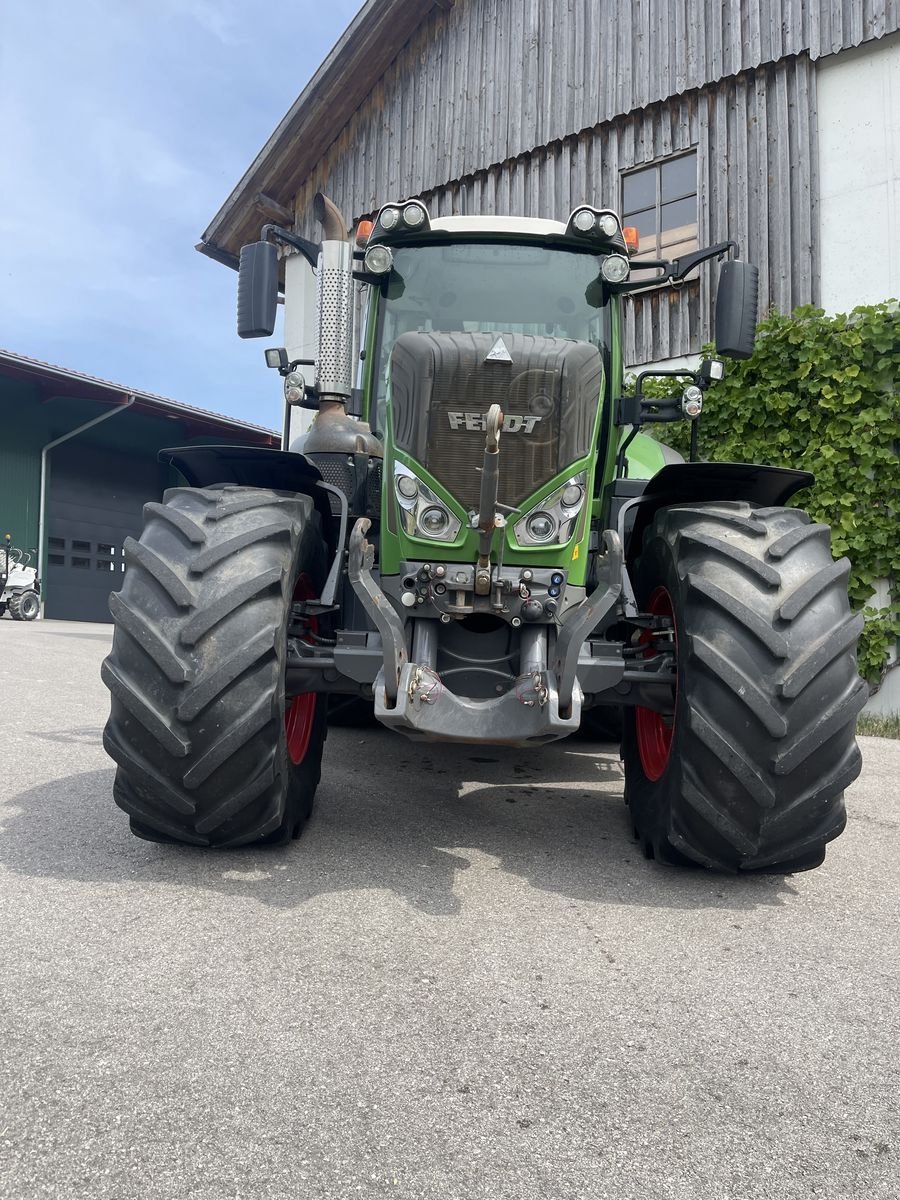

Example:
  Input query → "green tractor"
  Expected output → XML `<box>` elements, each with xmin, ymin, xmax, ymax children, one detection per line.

<box><xmin>102</xmin><ymin>194</ymin><xmax>865</xmax><ymax>870</ymax></box>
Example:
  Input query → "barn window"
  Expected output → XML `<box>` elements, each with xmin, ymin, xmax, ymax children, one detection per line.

<box><xmin>621</xmin><ymin>151</ymin><xmax>698</xmax><ymax>262</ymax></box>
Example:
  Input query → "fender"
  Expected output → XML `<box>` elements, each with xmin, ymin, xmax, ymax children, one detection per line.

<box><xmin>159</xmin><ymin>443</ymin><xmax>334</xmax><ymax>526</ymax></box>
<box><xmin>158</xmin><ymin>444</ymin><xmax>345</xmax><ymax>603</ymax></box>
<box><xmin>621</xmin><ymin>461</ymin><xmax>814</xmax><ymax>561</ymax></box>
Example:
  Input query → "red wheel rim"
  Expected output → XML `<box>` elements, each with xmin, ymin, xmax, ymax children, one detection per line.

<box><xmin>285</xmin><ymin>693</ymin><xmax>317</xmax><ymax>765</ymax></box>
<box><xmin>635</xmin><ymin>586</ymin><xmax>677</xmax><ymax>782</ymax></box>
<box><xmin>285</xmin><ymin>573</ymin><xmax>318</xmax><ymax>766</ymax></box>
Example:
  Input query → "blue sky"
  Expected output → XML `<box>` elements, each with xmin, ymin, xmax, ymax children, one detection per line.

<box><xmin>0</xmin><ymin>0</ymin><xmax>363</xmax><ymax>432</ymax></box>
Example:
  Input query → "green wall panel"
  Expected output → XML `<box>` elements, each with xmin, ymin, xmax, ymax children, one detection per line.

<box><xmin>0</xmin><ymin>378</ymin><xmax>45</xmax><ymax>553</ymax></box>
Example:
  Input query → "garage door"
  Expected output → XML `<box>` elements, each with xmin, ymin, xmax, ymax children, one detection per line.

<box><xmin>45</xmin><ymin>444</ymin><xmax>162</xmax><ymax>622</ymax></box>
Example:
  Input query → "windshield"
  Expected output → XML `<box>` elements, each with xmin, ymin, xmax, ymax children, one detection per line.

<box><xmin>373</xmin><ymin>242</ymin><xmax>610</xmax><ymax>434</ymax></box>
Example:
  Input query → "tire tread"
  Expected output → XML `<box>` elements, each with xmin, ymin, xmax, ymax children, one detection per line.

<box><xmin>624</xmin><ymin>502</ymin><xmax>863</xmax><ymax>873</ymax></box>
<box><xmin>102</xmin><ymin>486</ymin><xmax>326</xmax><ymax>846</ymax></box>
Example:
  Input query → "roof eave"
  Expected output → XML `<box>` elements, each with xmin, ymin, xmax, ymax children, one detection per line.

<box><xmin>199</xmin><ymin>0</ymin><xmax>450</xmax><ymax>263</ymax></box>
<box><xmin>0</xmin><ymin>349</ymin><xmax>279</xmax><ymax>442</ymax></box>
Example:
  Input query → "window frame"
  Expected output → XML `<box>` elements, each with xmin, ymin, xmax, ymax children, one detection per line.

<box><xmin>620</xmin><ymin>150</ymin><xmax>699</xmax><ymax>265</ymax></box>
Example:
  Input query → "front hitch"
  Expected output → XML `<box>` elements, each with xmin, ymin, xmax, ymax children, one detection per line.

<box><xmin>474</xmin><ymin>403</ymin><xmax>504</xmax><ymax>595</ymax></box>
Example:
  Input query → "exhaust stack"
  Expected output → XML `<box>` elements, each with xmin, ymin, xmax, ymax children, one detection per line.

<box><xmin>312</xmin><ymin>192</ymin><xmax>353</xmax><ymax>404</ymax></box>
<box><xmin>304</xmin><ymin>192</ymin><xmax>381</xmax><ymax>457</ymax></box>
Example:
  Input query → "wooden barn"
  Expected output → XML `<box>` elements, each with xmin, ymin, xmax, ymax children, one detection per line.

<box><xmin>200</xmin><ymin>0</ymin><xmax>900</xmax><ymax>369</ymax></box>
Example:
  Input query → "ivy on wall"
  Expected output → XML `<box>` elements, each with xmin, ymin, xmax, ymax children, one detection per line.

<box><xmin>637</xmin><ymin>302</ymin><xmax>900</xmax><ymax>686</ymax></box>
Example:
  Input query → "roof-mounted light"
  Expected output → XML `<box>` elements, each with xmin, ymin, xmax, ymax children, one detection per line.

<box><xmin>565</xmin><ymin>206</ymin><xmax>627</xmax><ymax>252</ymax></box>
<box><xmin>403</xmin><ymin>202</ymin><xmax>426</xmax><ymax>228</ymax></box>
<box><xmin>373</xmin><ymin>199</ymin><xmax>432</xmax><ymax>239</ymax></box>
<box><xmin>379</xmin><ymin>206</ymin><xmax>400</xmax><ymax>231</ymax></box>
<box><xmin>622</xmin><ymin>226</ymin><xmax>640</xmax><ymax>255</ymax></box>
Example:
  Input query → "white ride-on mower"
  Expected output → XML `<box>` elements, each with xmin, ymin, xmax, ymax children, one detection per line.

<box><xmin>1</xmin><ymin>534</ymin><xmax>41</xmax><ymax>620</ymax></box>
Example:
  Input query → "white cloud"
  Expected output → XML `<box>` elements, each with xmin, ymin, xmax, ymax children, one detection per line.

<box><xmin>168</xmin><ymin>0</ymin><xmax>239</xmax><ymax>44</ymax></box>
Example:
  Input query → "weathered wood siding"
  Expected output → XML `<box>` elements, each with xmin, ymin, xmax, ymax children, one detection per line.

<box><xmin>286</xmin><ymin>0</ymin><xmax>895</xmax><ymax>362</ymax></box>
<box><xmin>297</xmin><ymin>54</ymin><xmax>819</xmax><ymax>364</ymax></box>
<box><xmin>294</xmin><ymin>0</ymin><xmax>896</xmax><ymax>213</ymax></box>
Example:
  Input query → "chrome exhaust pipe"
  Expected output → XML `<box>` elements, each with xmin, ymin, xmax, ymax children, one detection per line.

<box><xmin>312</xmin><ymin>193</ymin><xmax>353</xmax><ymax>405</ymax></box>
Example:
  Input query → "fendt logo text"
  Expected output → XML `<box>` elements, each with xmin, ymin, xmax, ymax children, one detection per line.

<box><xmin>447</xmin><ymin>412</ymin><xmax>542</xmax><ymax>434</ymax></box>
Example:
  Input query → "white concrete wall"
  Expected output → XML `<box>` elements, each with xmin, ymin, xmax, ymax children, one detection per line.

<box><xmin>817</xmin><ymin>36</ymin><xmax>900</xmax><ymax>312</ymax></box>
<box><xmin>818</xmin><ymin>37</ymin><xmax>900</xmax><ymax>715</ymax></box>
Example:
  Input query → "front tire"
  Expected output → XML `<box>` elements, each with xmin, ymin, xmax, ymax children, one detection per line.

<box><xmin>9</xmin><ymin>590</ymin><xmax>40</xmax><ymax>620</ymax></box>
<box><xmin>102</xmin><ymin>485</ymin><xmax>327</xmax><ymax>847</ymax></box>
<box><xmin>623</xmin><ymin>502</ymin><xmax>866</xmax><ymax>873</ymax></box>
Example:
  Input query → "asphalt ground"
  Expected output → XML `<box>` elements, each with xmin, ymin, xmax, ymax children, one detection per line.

<box><xmin>1</xmin><ymin>618</ymin><xmax>898</xmax><ymax>1200</ymax></box>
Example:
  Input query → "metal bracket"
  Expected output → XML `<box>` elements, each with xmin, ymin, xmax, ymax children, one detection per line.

<box><xmin>259</xmin><ymin>223</ymin><xmax>319</xmax><ymax>269</ymax></box>
<box><xmin>298</xmin><ymin>480</ymin><xmax>348</xmax><ymax>612</ymax></box>
<box><xmin>553</xmin><ymin>529</ymin><xmax>624</xmax><ymax>713</ymax></box>
<box><xmin>347</xmin><ymin>517</ymin><xmax>408</xmax><ymax>704</ymax></box>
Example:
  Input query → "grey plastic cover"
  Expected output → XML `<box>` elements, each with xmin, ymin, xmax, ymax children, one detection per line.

<box><xmin>236</xmin><ymin>241</ymin><xmax>279</xmax><ymax>339</ymax></box>
<box><xmin>715</xmin><ymin>261</ymin><xmax>760</xmax><ymax>360</ymax></box>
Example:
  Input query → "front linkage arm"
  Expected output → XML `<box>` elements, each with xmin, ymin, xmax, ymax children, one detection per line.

<box><xmin>347</xmin><ymin>518</ymin><xmax>408</xmax><ymax>706</ymax></box>
<box><xmin>554</xmin><ymin>530</ymin><xmax>623</xmax><ymax>714</ymax></box>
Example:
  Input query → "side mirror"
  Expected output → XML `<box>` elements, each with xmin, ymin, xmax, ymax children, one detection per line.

<box><xmin>236</xmin><ymin>241</ymin><xmax>279</xmax><ymax>338</ymax></box>
<box><xmin>715</xmin><ymin>260</ymin><xmax>759</xmax><ymax>359</ymax></box>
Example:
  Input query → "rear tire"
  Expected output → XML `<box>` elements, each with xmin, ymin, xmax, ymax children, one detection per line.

<box><xmin>102</xmin><ymin>485</ymin><xmax>327</xmax><ymax>847</ymax></box>
<box><xmin>9</xmin><ymin>590</ymin><xmax>40</xmax><ymax>620</ymax></box>
<box><xmin>623</xmin><ymin>502</ymin><xmax>866</xmax><ymax>873</ymax></box>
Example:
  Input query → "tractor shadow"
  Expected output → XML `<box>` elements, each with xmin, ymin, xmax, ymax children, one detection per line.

<box><xmin>0</xmin><ymin>726</ymin><xmax>799</xmax><ymax>915</ymax></box>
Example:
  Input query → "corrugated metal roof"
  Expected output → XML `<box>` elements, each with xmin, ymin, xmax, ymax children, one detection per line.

<box><xmin>0</xmin><ymin>349</ymin><xmax>279</xmax><ymax>441</ymax></box>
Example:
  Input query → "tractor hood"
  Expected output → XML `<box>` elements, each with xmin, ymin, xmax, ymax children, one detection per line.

<box><xmin>389</xmin><ymin>330</ymin><xmax>603</xmax><ymax>511</ymax></box>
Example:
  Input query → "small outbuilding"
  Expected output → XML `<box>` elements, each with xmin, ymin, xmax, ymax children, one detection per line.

<box><xmin>0</xmin><ymin>350</ymin><xmax>278</xmax><ymax>622</ymax></box>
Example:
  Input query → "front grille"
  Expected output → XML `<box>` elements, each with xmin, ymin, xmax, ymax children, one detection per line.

<box><xmin>366</xmin><ymin>459</ymin><xmax>383</xmax><ymax>513</ymax></box>
<box><xmin>309</xmin><ymin>454</ymin><xmax>354</xmax><ymax>515</ymax></box>
<box><xmin>307</xmin><ymin>453</ymin><xmax>383</xmax><ymax>518</ymax></box>
<box><xmin>390</xmin><ymin>331</ymin><xmax>602</xmax><ymax>511</ymax></box>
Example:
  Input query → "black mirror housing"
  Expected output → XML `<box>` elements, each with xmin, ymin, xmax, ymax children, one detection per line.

<box><xmin>715</xmin><ymin>261</ymin><xmax>759</xmax><ymax>359</ymax></box>
<box><xmin>237</xmin><ymin>241</ymin><xmax>279</xmax><ymax>338</ymax></box>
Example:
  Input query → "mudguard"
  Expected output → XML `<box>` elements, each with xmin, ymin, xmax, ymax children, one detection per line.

<box><xmin>622</xmin><ymin>462</ymin><xmax>814</xmax><ymax>561</ymax></box>
<box><xmin>158</xmin><ymin>445</ymin><xmax>345</xmax><ymax>602</ymax></box>
<box><xmin>159</xmin><ymin>443</ymin><xmax>334</xmax><ymax>527</ymax></box>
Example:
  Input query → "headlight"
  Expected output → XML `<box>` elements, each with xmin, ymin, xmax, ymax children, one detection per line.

<box><xmin>526</xmin><ymin>512</ymin><xmax>557</xmax><ymax>542</ymax></box>
<box><xmin>364</xmin><ymin>244</ymin><xmax>393</xmax><ymax>274</ymax></box>
<box><xmin>514</xmin><ymin>473</ymin><xmax>588</xmax><ymax>547</ymax></box>
<box><xmin>379</xmin><ymin>206</ymin><xmax>399</xmax><ymax>231</ymax></box>
<box><xmin>572</xmin><ymin>209</ymin><xmax>595</xmax><ymax>233</ymax></box>
<box><xmin>393</xmin><ymin>464</ymin><xmax>461</xmax><ymax>542</ymax></box>
<box><xmin>598</xmin><ymin>213</ymin><xmax>619</xmax><ymax>238</ymax></box>
<box><xmin>420</xmin><ymin>507</ymin><xmax>450</xmax><ymax>535</ymax></box>
<box><xmin>601</xmin><ymin>254</ymin><xmax>630</xmax><ymax>283</ymax></box>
